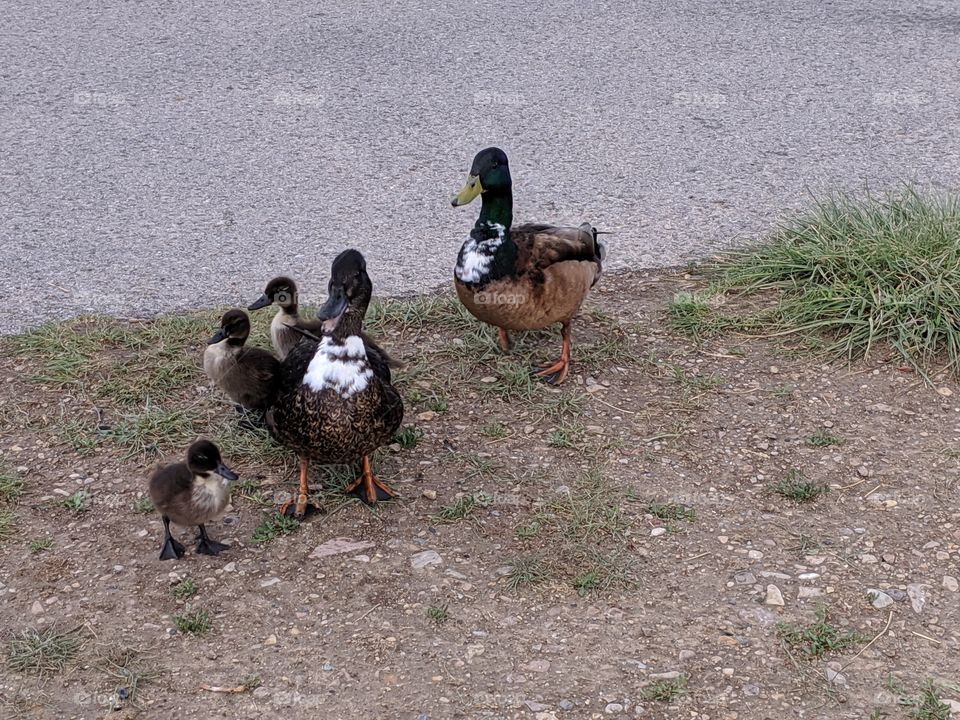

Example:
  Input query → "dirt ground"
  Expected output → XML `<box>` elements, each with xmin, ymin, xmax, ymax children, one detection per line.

<box><xmin>0</xmin><ymin>270</ymin><xmax>958</xmax><ymax>719</ymax></box>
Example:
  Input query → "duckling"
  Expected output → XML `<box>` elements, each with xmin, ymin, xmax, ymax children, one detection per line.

<box><xmin>148</xmin><ymin>440</ymin><xmax>238</xmax><ymax>560</ymax></box>
<box><xmin>247</xmin><ymin>276</ymin><xmax>320</xmax><ymax>360</ymax></box>
<box><xmin>204</xmin><ymin>309</ymin><xmax>280</xmax><ymax>412</ymax></box>
<box><xmin>265</xmin><ymin>249</ymin><xmax>404</xmax><ymax>517</ymax></box>
<box><xmin>451</xmin><ymin>146</ymin><xmax>605</xmax><ymax>385</ymax></box>
<box><xmin>248</xmin><ymin>274</ymin><xmax>400</xmax><ymax>370</ymax></box>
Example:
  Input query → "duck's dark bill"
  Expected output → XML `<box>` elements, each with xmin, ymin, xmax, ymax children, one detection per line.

<box><xmin>247</xmin><ymin>294</ymin><xmax>271</xmax><ymax>310</ymax></box>
<box><xmin>451</xmin><ymin>174</ymin><xmax>483</xmax><ymax>207</ymax></box>
<box><xmin>317</xmin><ymin>291</ymin><xmax>348</xmax><ymax>330</ymax></box>
<box><xmin>216</xmin><ymin>463</ymin><xmax>239</xmax><ymax>482</ymax></box>
<box><xmin>207</xmin><ymin>328</ymin><xmax>228</xmax><ymax>345</ymax></box>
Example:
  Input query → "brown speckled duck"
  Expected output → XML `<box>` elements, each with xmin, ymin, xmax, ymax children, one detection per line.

<box><xmin>148</xmin><ymin>440</ymin><xmax>238</xmax><ymax>561</ymax></box>
<box><xmin>265</xmin><ymin>250</ymin><xmax>404</xmax><ymax>517</ymax></box>
<box><xmin>451</xmin><ymin>147</ymin><xmax>605</xmax><ymax>385</ymax></box>
<box><xmin>204</xmin><ymin>309</ymin><xmax>280</xmax><ymax>412</ymax></box>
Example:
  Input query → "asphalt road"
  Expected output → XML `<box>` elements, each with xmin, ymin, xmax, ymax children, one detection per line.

<box><xmin>2</xmin><ymin>0</ymin><xmax>959</xmax><ymax>333</ymax></box>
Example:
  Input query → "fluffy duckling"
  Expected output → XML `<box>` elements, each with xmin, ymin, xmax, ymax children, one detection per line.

<box><xmin>148</xmin><ymin>440</ymin><xmax>238</xmax><ymax>560</ymax></box>
<box><xmin>266</xmin><ymin>250</ymin><xmax>404</xmax><ymax>517</ymax></box>
<box><xmin>204</xmin><ymin>309</ymin><xmax>280</xmax><ymax>412</ymax></box>
<box><xmin>451</xmin><ymin>147</ymin><xmax>605</xmax><ymax>384</ymax></box>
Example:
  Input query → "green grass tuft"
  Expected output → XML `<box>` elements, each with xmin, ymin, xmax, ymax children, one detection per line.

<box><xmin>776</xmin><ymin>606</ymin><xmax>862</xmax><ymax>659</ymax></box>
<box><xmin>504</xmin><ymin>556</ymin><xmax>552</xmax><ymax>592</ymax></box>
<box><xmin>426</xmin><ymin>605</ymin><xmax>450</xmax><ymax>625</ymax></box>
<box><xmin>899</xmin><ymin>680</ymin><xmax>952</xmax><ymax>720</ymax></box>
<box><xmin>172</xmin><ymin>579</ymin><xmax>198</xmax><ymax>600</ymax></box>
<box><xmin>0</xmin><ymin>509</ymin><xmax>15</xmax><ymax>542</ymax></box>
<box><xmin>807</xmin><ymin>428</ymin><xmax>844</xmax><ymax>448</ymax></box>
<box><xmin>642</xmin><ymin>676</ymin><xmax>687</xmax><ymax>702</ymax></box>
<box><xmin>132</xmin><ymin>496</ymin><xmax>154</xmax><ymax>514</ymax></box>
<box><xmin>434</xmin><ymin>492</ymin><xmax>493</xmax><ymax>522</ymax></box>
<box><xmin>0</xmin><ymin>466</ymin><xmax>24</xmax><ymax>504</ymax></box>
<box><xmin>62</xmin><ymin>490</ymin><xmax>91</xmax><ymax>513</ymax></box>
<box><xmin>770</xmin><ymin>469</ymin><xmax>828</xmax><ymax>502</ymax></box>
<box><xmin>645</xmin><ymin>501</ymin><xmax>696</xmax><ymax>522</ymax></box>
<box><xmin>251</xmin><ymin>512</ymin><xmax>300</xmax><ymax>544</ymax></box>
<box><xmin>28</xmin><ymin>537</ymin><xmax>53</xmax><ymax>554</ymax></box>
<box><xmin>713</xmin><ymin>189</ymin><xmax>960</xmax><ymax>377</ymax></box>
<box><xmin>392</xmin><ymin>426</ymin><xmax>423</xmax><ymax>449</ymax></box>
<box><xmin>173</xmin><ymin>609</ymin><xmax>211</xmax><ymax>635</ymax></box>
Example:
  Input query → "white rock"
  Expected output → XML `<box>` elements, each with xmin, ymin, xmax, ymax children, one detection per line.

<box><xmin>650</xmin><ymin>527</ymin><xmax>667</xmax><ymax>537</ymax></box>
<box><xmin>765</xmin><ymin>584</ymin><xmax>784</xmax><ymax>606</ymax></box>
<box><xmin>868</xmin><ymin>590</ymin><xmax>894</xmax><ymax>609</ymax></box>
<box><xmin>309</xmin><ymin>538</ymin><xmax>375</xmax><ymax>559</ymax></box>
<box><xmin>798</xmin><ymin>587</ymin><xmax>823</xmax><ymax>599</ymax></box>
<box><xmin>410</xmin><ymin>550</ymin><xmax>442</xmax><ymax>569</ymax></box>
<box><xmin>260</xmin><ymin>577</ymin><xmax>281</xmax><ymax>588</ymax></box>
<box><xmin>943</xmin><ymin>575</ymin><xmax>959</xmax><ymax>593</ymax></box>
<box><xmin>30</xmin><ymin>600</ymin><xmax>43</xmax><ymax>615</ymax></box>
<box><xmin>605</xmin><ymin>703</ymin><xmax>624</xmax><ymax>714</ymax></box>
<box><xmin>907</xmin><ymin>583</ymin><xmax>929</xmax><ymax>614</ymax></box>
<box><xmin>649</xmin><ymin>670</ymin><xmax>681</xmax><ymax>680</ymax></box>
<box><xmin>747</xmin><ymin>550</ymin><xmax>764</xmax><ymax>560</ymax></box>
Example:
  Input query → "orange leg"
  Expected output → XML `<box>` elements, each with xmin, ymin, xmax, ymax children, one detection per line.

<box><xmin>497</xmin><ymin>327</ymin><xmax>513</xmax><ymax>353</ymax></box>
<box><xmin>344</xmin><ymin>455</ymin><xmax>398</xmax><ymax>505</ymax></box>
<box><xmin>534</xmin><ymin>321</ymin><xmax>572</xmax><ymax>385</ymax></box>
<box><xmin>279</xmin><ymin>456</ymin><xmax>322</xmax><ymax>518</ymax></box>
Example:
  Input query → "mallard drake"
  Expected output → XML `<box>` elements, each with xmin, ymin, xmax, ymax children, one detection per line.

<box><xmin>265</xmin><ymin>249</ymin><xmax>404</xmax><ymax>517</ymax></box>
<box><xmin>451</xmin><ymin>147</ymin><xmax>604</xmax><ymax>385</ymax></box>
<box><xmin>204</xmin><ymin>309</ymin><xmax>280</xmax><ymax>412</ymax></box>
<box><xmin>148</xmin><ymin>440</ymin><xmax>238</xmax><ymax>561</ymax></box>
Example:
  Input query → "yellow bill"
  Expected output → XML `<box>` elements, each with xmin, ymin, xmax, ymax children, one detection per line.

<box><xmin>451</xmin><ymin>174</ymin><xmax>483</xmax><ymax>207</ymax></box>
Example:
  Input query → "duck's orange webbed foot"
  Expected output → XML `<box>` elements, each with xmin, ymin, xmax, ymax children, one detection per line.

<box><xmin>532</xmin><ymin>321</ymin><xmax>572</xmax><ymax>386</ymax></box>
<box><xmin>279</xmin><ymin>456</ymin><xmax>323</xmax><ymax>518</ymax></box>
<box><xmin>344</xmin><ymin>456</ymin><xmax>397</xmax><ymax>505</ymax></box>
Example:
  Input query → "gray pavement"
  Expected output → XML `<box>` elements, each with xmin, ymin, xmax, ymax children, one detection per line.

<box><xmin>2</xmin><ymin>0</ymin><xmax>959</xmax><ymax>333</ymax></box>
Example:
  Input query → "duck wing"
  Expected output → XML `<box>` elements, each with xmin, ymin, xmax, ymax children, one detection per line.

<box><xmin>511</xmin><ymin>222</ymin><xmax>604</xmax><ymax>286</ymax></box>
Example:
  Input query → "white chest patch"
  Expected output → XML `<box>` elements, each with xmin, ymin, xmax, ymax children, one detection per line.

<box><xmin>455</xmin><ymin>223</ymin><xmax>505</xmax><ymax>283</ymax></box>
<box><xmin>190</xmin><ymin>474</ymin><xmax>231</xmax><ymax>519</ymax></box>
<box><xmin>302</xmin><ymin>336</ymin><xmax>374</xmax><ymax>398</ymax></box>
<box><xmin>203</xmin><ymin>341</ymin><xmax>236</xmax><ymax>381</ymax></box>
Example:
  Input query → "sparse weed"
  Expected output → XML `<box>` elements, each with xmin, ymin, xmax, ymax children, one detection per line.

<box><xmin>505</xmin><ymin>557</ymin><xmax>552</xmax><ymax>592</ymax></box>
<box><xmin>807</xmin><ymin>428</ymin><xmax>844</xmax><ymax>448</ymax></box>
<box><xmin>642</xmin><ymin>676</ymin><xmax>688</xmax><ymax>702</ymax></box>
<box><xmin>7</xmin><ymin>626</ymin><xmax>84</xmax><ymax>675</ymax></box>
<box><xmin>776</xmin><ymin>606</ymin><xmax>862</xmax><ymax>659</ymax></box>
<box><xmin>28</xmin><ymin>537</ymin><xmax>53</xmax><ymax>554</ymax></box>
<box><xmin>434</xmin><ymin>492</ymin><xmax>493</xmax><ymax>522</ymax></box>
<box><xmin>426</xmin><ymin>605</ymin><xmax>450</xmax><ymax>625</ymax></box>
<box><xmin>173</xmin><ymin>609</ymin><xmax>211</xmax><ymax>635</ymax></box>
<box><xmin>251</xmin><ymin>513</ymin><xmax>300</xmax><ymax>544</ymax></box>
<box><xmin>172</xmin><ymin>579</ymin><xmax>198</xmax><ymax>600</ymax></box>
<box><xmin>62</xmin><ymin>490</ymin><xmax>91</xmax><ymax>513</ymax></box>
<box><xmin>770</xmin><ymin>469</ymin><xmax>827</xmax><ymax>502</ymax></box>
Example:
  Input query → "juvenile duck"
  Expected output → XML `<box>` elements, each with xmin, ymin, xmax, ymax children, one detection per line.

<box><xmin>248</xmin><ymin>274</ymin><xmax>400</xmax><ymax>369</ymax></box>
<box><xmin>451</xmin><ymin>147</ymin><xmax>605</xmax><ymax>385</ymax></box>
<box><xmin>148</xmin><ymin>440</ymin><xmax>238</xmax><ymax>561</ymax></box>
<box><xmin>248</xmin><ymin>276</ymin><xmax>314</xmax><ymax>360</ymax></box>
<box><xmin>204</xmin><ymin>309</ymin><xmax>280</xmax><ymax>412</ymax></box>
<box><xmin>266</xmin><ymin>249</ymin><xmax>404</xmax><ymax>517</ymax></box>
